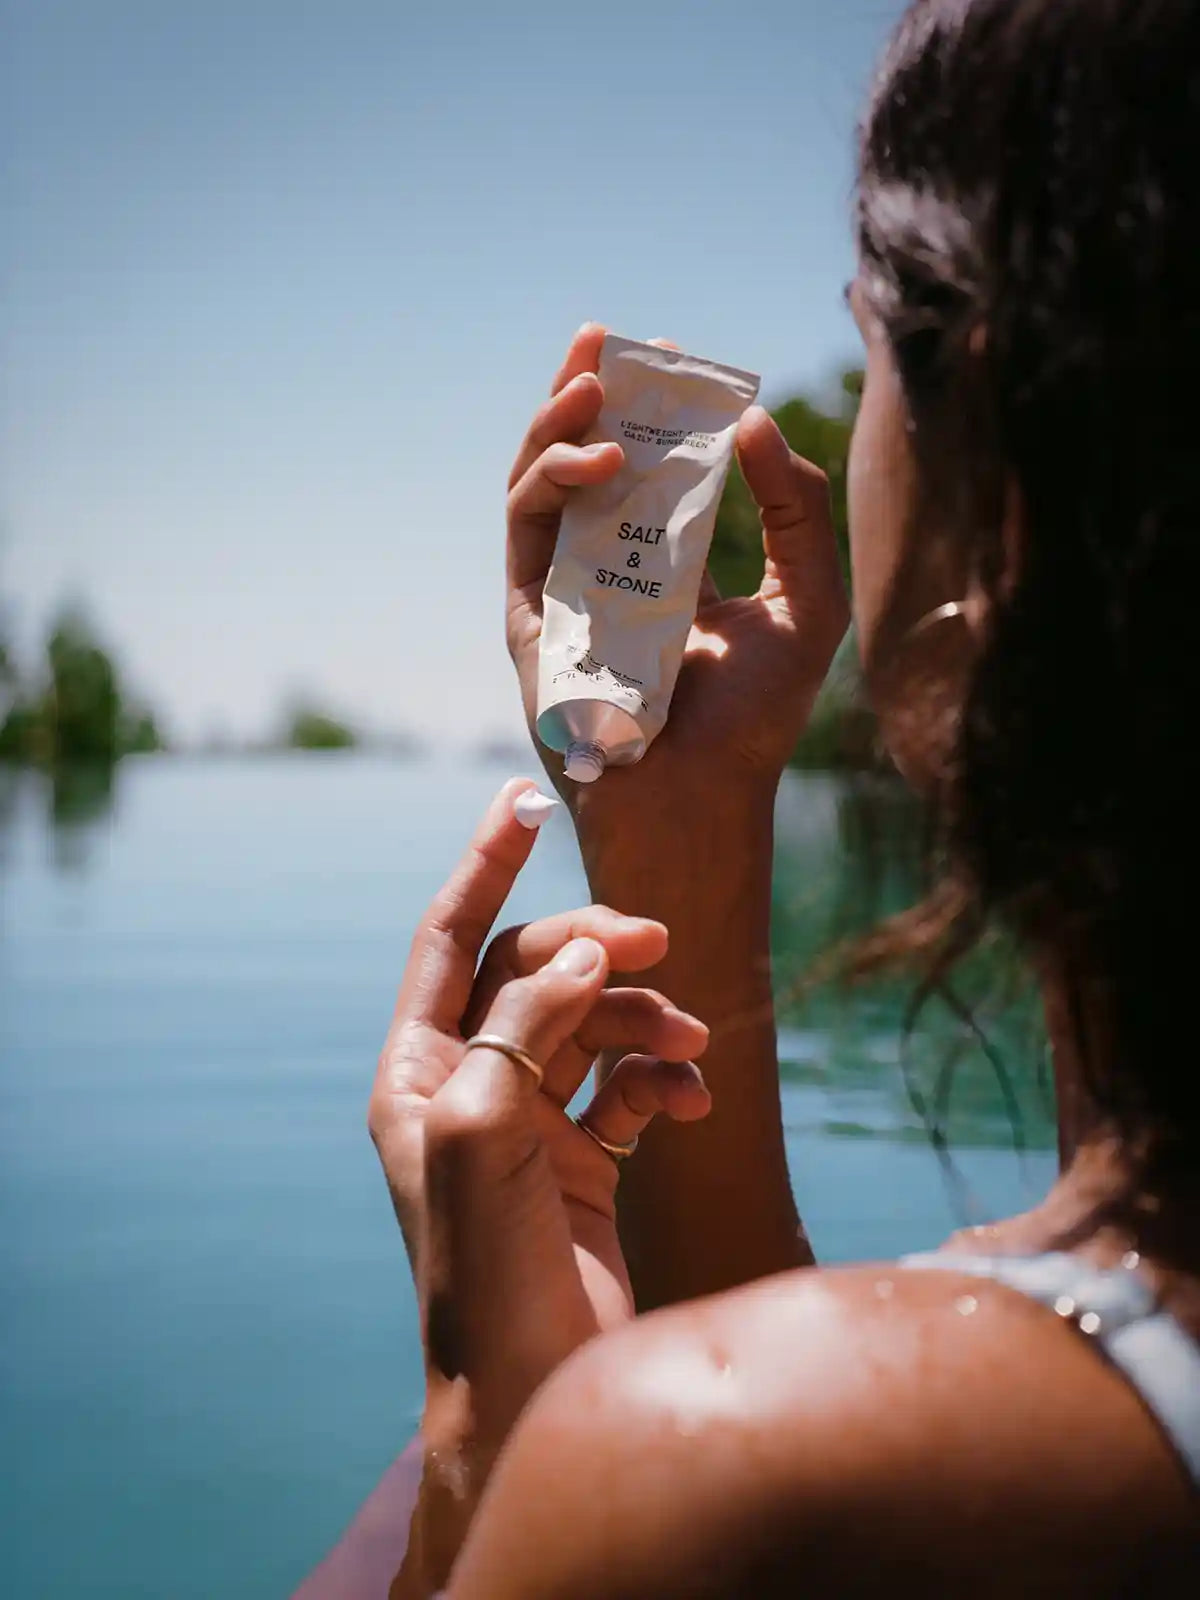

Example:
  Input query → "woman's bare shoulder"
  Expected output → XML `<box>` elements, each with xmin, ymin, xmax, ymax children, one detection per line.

<box><xmin>448</xmin><ymin>1262</ymin><xmax>1197</xmax><ymax>1599</ymax></box>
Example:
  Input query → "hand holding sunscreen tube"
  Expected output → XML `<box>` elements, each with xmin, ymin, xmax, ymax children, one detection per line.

<box><xmin>536</xmin><ymin>334</ymin><xmax>760</xmax><ymax>783</ymax></box>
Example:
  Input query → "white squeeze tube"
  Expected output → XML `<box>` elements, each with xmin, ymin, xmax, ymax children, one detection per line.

<box><xmin>536</xmin><ymin>334</ymin><xmax>760</xmax><ymax>783</ymax></box>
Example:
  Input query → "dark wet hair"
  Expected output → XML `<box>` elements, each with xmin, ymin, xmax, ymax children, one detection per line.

<box><xmin>856</xmin><ymin>0</ymin><xmax>1200</xmax><ymax>1160</ymax></box>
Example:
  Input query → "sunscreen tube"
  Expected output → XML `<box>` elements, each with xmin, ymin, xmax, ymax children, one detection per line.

<box><xmin>536</xmin><ymin>334</ymin><xmax>760</xmax><ymax>782</ymax></box>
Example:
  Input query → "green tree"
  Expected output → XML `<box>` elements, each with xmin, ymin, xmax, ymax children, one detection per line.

<box><xmin>0</xmin><ymin>625</ymin><xmax>26</xmax><ymax>758</ymax></box>
<box><xmin>120</xmin><ymin>709</ymin><xmax>165</xmax><ymax>755</ymax></box>
<box><xmin>0</xmin><ymin>607</ymin><xmax>166</xmax><ymax>765</ymax></box>
<box><xmin>0</xmin><ymin>631</ymin><xmax>14</xmax><ymax>700</ymax></box>
<box><xmin>42</xmin><ymin>609</ymin><xmax>122</xmax><ymax>763</ymax></box>
<box><xmin>284</xmin><ymin>705</ymin><xmax>358</xmax><ymax>751</ymax></box>
<box><xmin>0</xmin><ymin>702</ymin><xmax>36</xmax><ymax>760</ymax></box>
<box><xmin>0</xmin><ymin>613</ymin><xmax>22</xmax><ymax>747</ymax></box>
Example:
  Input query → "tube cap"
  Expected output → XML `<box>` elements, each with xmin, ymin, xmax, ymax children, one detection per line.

<box><xmin>564</xmin><ymin>740</ymin><xmax>606</xmax><ymax>784</ymax></box>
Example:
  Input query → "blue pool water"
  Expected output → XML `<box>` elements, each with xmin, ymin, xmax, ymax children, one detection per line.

<box><xmin>0</xmin><ymin>757</ymin><xmax>1054</xmax><ymax>1597</ymax></box>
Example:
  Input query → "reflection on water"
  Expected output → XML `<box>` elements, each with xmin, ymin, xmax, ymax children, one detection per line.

<box><xmin>0</xmin><ymin>758</ymin><xmax>1052</xmax><ymax>1175</ymax></box>
<box><xmin>0</xmin><ymin>759</ymin><xmax>120</xmax><ymax>875</ymax></box>
<box><xmin>0</xmin><ymin>763</ymin><xmax>18</xmax><ymax>872</ymax></box>
<box><xmin>0</xmin><ymin>759</ymin><xmax>1053</xmax><ymax>1163</ymax></box>
<box><xmin>46</xmin><ymin>762</ymin><xmax>119</xmax><ymax>872</ymax></box>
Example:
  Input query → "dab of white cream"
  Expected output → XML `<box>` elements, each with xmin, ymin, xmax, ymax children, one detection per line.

<box><xmin>514</xmin><ymin>788</ymin><xmax>559</xmax><ymax>830</ymax></box>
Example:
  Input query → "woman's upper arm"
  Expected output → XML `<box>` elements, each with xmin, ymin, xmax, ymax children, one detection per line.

<box><xmin>445</xmin><ymin>1262</ymin><xmax>1127</xmax><ymax>1600</ymax></box>
<box><xmin>445</xmin><ymin>1262</ymin><xmax>1196</xmax><ymax>1600</ymax></box>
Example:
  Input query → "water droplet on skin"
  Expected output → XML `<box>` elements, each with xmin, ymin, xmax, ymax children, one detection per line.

<box><xmin>1078</xmin><ymin>1311</ymin><xmax>1102</xmax><ymax>1336</ymax></box>
<box><xmin>954</xmin><ymin>1294</ymin><xmax>979</xmax><ymax>1317</ymax></box>
<box><xmin>428</xmin><ymin>1446</ymin><xmax>469</xmax><ymax>1501</ymax></box>
<box><xmin>874</xmin><ymin>1279</ymin><xmax>895</xmax><ymax>1300</ymax></box>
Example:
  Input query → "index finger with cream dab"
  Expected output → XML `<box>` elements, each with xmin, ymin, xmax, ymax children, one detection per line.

<box><xmin>394</xmin><ymin>780</ymin><xmax>559</xmax><ymax>1036</ymax></box>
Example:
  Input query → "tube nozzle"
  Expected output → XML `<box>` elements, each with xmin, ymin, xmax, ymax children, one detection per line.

<box><xmin>564</xmin><ymin>740</ymin><xmax>606</xmax><ymax>784</ymax></box>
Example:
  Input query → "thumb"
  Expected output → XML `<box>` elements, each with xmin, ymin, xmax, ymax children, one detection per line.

<box><xmin>738</xmin><ymin>406</ymin><xmax>848</xmax><ymax>647</ymax></box>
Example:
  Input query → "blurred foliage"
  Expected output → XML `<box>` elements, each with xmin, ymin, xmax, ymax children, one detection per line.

<box><xmin>710</xmin><ymin>370</ymin><xmax>883</xmax><ymax>771</ymax></box>
<box><xmin>711</xmin><ymin>374</ymin><xmax>857</xmax><ymax>593</ymax></box>
<box><xmin>284</xmin><ymin>705</ymin><xmax>358</xmax><ymax>750</ymax></box>
<box><xmin>122</xmin><ymin>711</ymin><xmax>165</xmax><ymax>756</ymax></box>
<box><xmin>0</xmin><ymin>607</ymin><xmax>164</xmax><ymax>767</ymax></box>
<box><xmin>44</xmin><ymin>613</ymin><xmax>122</xmax><ymax>762</ymax></box>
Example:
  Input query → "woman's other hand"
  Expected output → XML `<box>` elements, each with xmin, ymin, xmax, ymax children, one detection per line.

<box><xmin>506</xmin><ymin>324</ymin><xmax>850</xmax><ymax>829</ymax></box>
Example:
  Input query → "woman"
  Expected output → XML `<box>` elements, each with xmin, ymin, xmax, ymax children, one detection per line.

<box><xmin>301</xmin><ymin>1</ymin><xmax>1200</xmax><ymax>1593</ymax></box>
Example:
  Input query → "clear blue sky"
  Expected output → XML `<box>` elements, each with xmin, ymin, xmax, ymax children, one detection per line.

<box><xmin>2</xmin><ymin>0</ymin><xmax>904</xmax><ymax>747</ymax></box>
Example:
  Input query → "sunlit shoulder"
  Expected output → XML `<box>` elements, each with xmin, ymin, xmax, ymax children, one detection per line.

<box><xmin>448</xmin><ymin>1263</ymin><xmax>1198</xmax><ymax>1599</ymax></box>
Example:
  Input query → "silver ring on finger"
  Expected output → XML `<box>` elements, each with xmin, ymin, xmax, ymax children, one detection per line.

<box><xmin>573</xmin><ymin>1115</ymin><xmax>639</xmax><ymax>1165</ymax></box>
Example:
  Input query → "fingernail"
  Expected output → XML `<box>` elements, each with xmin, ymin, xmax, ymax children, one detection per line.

<box><xmin>513</xmin><ymin>788</ymin><xmax>560</xmax><ymax>830</ymax></box>
<box><xmin>662</xmin><ymin>1058</ymin><xmax>710</xmax><ymax>1094</ymax></box>
<box><xmin>551</xmin><ymin>937</ymin><xmax>603</xmax><ymax>977</ymax></box>
<box><xmin>666</xmin><ymin>1006</ymin><xmax>710</xmax><ymax>1039</ymax></box>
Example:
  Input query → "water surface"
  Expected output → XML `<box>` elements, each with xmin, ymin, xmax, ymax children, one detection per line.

<box><xmin>0</xmin><ymin>757</ymin><xmax>1053</xmax><ymax>1597</ymax></box>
